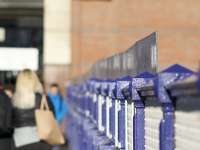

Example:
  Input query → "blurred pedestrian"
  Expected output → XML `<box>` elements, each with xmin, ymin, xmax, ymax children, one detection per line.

<box><xmin>12</xmin><ymin>69</ymin><xmax>54</xmax><ymax>150</ymax></box>
<box><xmin>48</xmin><ymin>83</ymin><xmax>68</xmax><ymax>150</ymax></box>
<box><xmin>48</xmin><ymin>83</ymin><xmax>68</xmax><ymax>125</ymax></box>
<box><xmin>0</xmin><ymin>88</ymin><xmax>13</xmax><ymax>150</ymax></box>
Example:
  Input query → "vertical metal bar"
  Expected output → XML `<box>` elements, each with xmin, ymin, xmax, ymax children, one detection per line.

<box><xmin>93</xmin><ymin>93</ymin><xmax>97</xmax><ymax>124</ymax></box>
<box><xmin>109</xmin><ymin>98</ymin><xmax>114</xmax><ymax>140</ymax></box>
<box><xmin>106</xmin><ymin>96</ymin><xmax>111</xmax><ymax>138</ymax></box>
<box><xmin>102</xmin><ymin>95</ymin><xmax>106</xmax><ymax>132</ymax></box>
<box><xmin>115</xmin><ymin>99</ymin><xmax>119</xmax><ymax>147</ymax></box>
<box><xmin>118</xmin><ymin>99</ymin><xmax>126</xmax><ymax>149</ymax></box>
<box><xmin>98</xmin><ymin>94</ymin><xmax>103</xmax><ymax>131</ymax></box>
<box><xmin>134</xmin><ymin>105</ymin><xmax>145</xmax><ymax>150</ymax></box>
<box><xmin>163</xmin><ymin>104</ymin><xmax>174</xmax><ymax>150</ymax></box>
<box><xmin>160</xmin><ymin>119</ymin><xmax>165</xmax><ymax>150</ymax></box>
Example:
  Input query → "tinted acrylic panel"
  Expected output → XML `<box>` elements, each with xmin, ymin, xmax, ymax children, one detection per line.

<box><xmin>124</xmin><ymin>32</ymin><xmax>157</xmax><ymax>76</ymax></box>
<box><xmin>92</xmin><ymin>32</ymin><xmax>157</xmax><ymax>80</ymax></box>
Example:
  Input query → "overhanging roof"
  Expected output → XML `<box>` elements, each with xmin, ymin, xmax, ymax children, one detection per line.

<box><xmin>0</xmin><ymin>0</ymin><xmax>43</xmax><ymax>17</ymax></box>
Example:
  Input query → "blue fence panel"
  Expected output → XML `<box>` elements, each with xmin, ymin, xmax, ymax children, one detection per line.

<box><xmin>64</xmin><ymin>32</ymin><xmax>200</xmax><ymax>150</ymax></box>
<box><xmin>166</xmin><ymin>73</ymin><xmax>199</xmax><ymax>150</ymax></box>
<box><xmin>65</xmin><ymin>66</ymin><xmax>200</xmax><ymax>150</ymax></box>
<box><xmin>156</xmin><ymin>64</ymin><xmax>194</xmax><ymax>150</ymax></box>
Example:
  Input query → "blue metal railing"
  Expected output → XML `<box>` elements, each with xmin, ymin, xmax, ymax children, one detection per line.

<box><xmin>65</xmin><ymin>33</ymin><xmax>200</xmax><ymax>150</ymax></box>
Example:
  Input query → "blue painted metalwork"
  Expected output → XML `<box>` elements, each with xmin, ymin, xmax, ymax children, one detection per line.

<box><xmin>108</xmin><ymin>81</ymin><xmax>118</xmax><ymax>146</ymax></box>
<box><xmin>132</xmin><ymin>72</ymin><xmax>155</xmax><ymax>150</ymax></box>
<box><xmin>65</xmin><ymin>66</ymin><xmax>199</xmax><ymax>150</ymax></box>
<box><xmin>116</xmin><ymin>76</ymin><xmax>132</xmax><ymax>149</ymax></box>
<box><xmin>101</xmin><ymin>81</ymin><xmax>107</xmax><ymax>132</ymax></box>
<box><xmin>64</xmin><ymin>31</ymin><xmax>200</xmax><ymax>150</ymax></box>
<box><xmin>155</xmin><ymin>64</ymin><xmax>194</xmax><ymax>150</ymax></box>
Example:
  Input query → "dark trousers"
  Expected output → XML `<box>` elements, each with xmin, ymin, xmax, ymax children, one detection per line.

<box><xmin>14</xmin><ymin>142</ymin><xmax>51</xmax><ymax>150</ymax></box>
<box><xmin>0</xmin><ymin>138</ymin><xmax>13</xmax><ymax>150</ymax></box>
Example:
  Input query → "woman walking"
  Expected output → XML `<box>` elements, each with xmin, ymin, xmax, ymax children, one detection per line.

<box><xmin>12</xmin><ymin>69</ymin><xmax>54</xmax><ymax>150</ymax></box>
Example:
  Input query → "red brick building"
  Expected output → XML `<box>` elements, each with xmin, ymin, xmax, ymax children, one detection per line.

<box><xmin>71</xmin><ymin>0</ymin><xmax>200</xmax><ymax>78</ymax></box>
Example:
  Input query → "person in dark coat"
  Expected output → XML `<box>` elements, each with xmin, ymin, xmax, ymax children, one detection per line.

<box><xmin>12</xmin><ymin>69</ymin><xmax>55</xmax><ymax>150</ymax></box>
<box><xmin>0</xmin><ymin>90</ymin><xmax>13</xmax><ymax>150</ymax></box>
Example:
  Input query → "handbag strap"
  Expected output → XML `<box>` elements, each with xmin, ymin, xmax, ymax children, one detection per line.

<box><xmin>40</xmin><ymin>95</ymin><xmax>50</xmax><ymax>110</ymax></box>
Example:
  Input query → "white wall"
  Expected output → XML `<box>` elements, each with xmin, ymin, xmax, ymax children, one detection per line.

<box><xmin>0</xmin><ymin>47</ymin><xmax>39</xmax><ymax>71</ymax></box>
<box><xmin>44</xmin><ymin>0</ymin><xmax>71</xmax><ymax>65</ymax></box>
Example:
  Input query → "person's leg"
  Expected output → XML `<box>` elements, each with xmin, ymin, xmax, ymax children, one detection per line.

<box><xmin>0</xmin><ymin>138</ymin><xmax>14</xmax><ymax>150</ymax></box>
<box><xmin>39</xmin><ymin>142</ymin><xmax>52</xmax><ymax>150</ymax></box>
<box><xmin>14</xmin><ymin>142</ymin><xmax>52</xmax><ymax>150</ymax></box>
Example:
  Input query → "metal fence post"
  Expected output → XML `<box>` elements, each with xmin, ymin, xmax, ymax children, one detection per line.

<box><xmin>101</xmin><ymin>81</ymin><xmax>107</xmax><ymax>133</ymax></box>
<box><xmin>132</xmin><ymin>72</ymin><xmax>155</xmax><ymax>150</ymax></box>
<box><xmin>116</xmin><ymin>76</ymin><xmax>132</xmax><ymax>150</ymax></box>
<box><xmin>108</xmin><ymin>80</ymin><xmax>118</xmax><ymax>147</ymax></box>
<box><xmin>154</xmin><ymin>64</ymin><xmax>194</xmax><ymax>150</ymax></box>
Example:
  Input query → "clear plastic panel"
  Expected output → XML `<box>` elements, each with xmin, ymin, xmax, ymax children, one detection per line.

<box><xmin>144</xmin><ymin>104</ymin><xmax>162</xmax><ymax>150</ymax></box>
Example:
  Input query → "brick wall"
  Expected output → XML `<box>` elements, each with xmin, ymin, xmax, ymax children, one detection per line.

<box><xmin>71</xmin><ymin>0</ymin><xmax>200</xmax><ymax>77</ymax></box>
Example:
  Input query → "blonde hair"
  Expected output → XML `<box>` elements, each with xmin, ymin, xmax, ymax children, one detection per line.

<box><xmin>13</xmin><ymin>69</ymin><xmax>43</xmax><ymax>109</ymax></box>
